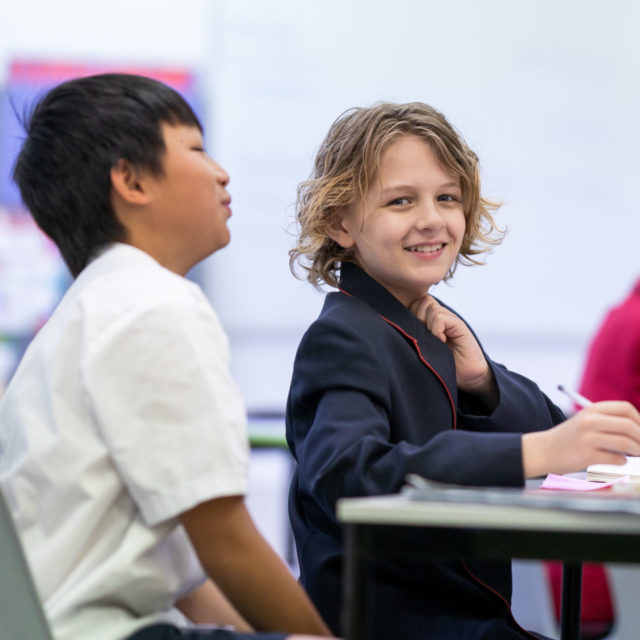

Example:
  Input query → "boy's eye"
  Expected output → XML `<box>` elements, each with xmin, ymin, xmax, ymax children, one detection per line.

<box><xmin>388</xmin><ymin>197</ymin><xmax>410</xmax><ymax>206</ymax></box>
<box><xmin>438</xmin><ymin>194</ymin><xmax>460</xmax><ymax>203</ymax></box>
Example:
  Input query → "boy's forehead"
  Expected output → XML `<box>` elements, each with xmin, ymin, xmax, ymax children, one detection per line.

<box><xmin>377</xmin><ymin>138</ymin><xmax>458</xmax><ymax>181</ymax></box>
<box><xmin>161</xmin><ymin>121</ymin><xmax>202</xmax><ymax>135</ymax></box>
<box><xmin>159</xmin><ymin>122</ymin><xmax>204</xmax><ymax>146</ymax></box>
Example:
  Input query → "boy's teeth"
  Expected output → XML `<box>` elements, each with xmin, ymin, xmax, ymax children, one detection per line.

<box><xmin>408</xmin><ymin>243</ymin><xmax>443</xmax><ymax>253</ymax></box>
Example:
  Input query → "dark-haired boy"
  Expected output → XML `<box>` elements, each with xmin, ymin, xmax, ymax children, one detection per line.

<box><xmin>0</xmin><ymin>74</ymin><xmax>331</xmax><ymax>640</ymax></box>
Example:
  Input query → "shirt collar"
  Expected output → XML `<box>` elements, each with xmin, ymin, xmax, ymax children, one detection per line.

<box><xmin>75</xmin><ymin>243</ymin><xmax>168</xmax><ymax>288</ymax></box>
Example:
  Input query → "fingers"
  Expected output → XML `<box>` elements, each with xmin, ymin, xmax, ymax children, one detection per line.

<box><xmin>586</xmin><ymin>400</ymin><xmax>640</xmax><ymax>425</ymax></box>
<box><xmin>410</xmin><ymin>295</ymin><xmax>448</xmax><ymax>343</ymax></box>
<box><xmin>564</xmin><ymin>407</ymin><xmax>640</xmax><ymax>469</ymax></box>
<box><xmin>409</xmin><ymin>295</ymin><xmax>432</xmax><ymax>320</ymax></box>
<box><xmin>576</xmin><ymin>405</ymin><xmax>640</xmax><ymax>455</ymax></box>
<box><xmin>590</xmin><ymin>432</ymin><xmax>640</xmax><ymax>457</ymax></box>
<box><xmin>587</xmin><ymin>450</ymin><xmax>629</xmax><ymax>467</ymax></box>
<box><xmin>429</xmin><ymin>315</ymin><xmax>448</xmax><ymax>343</ymax></box>
<box><xmin>580</xmin><ymin>405</ymin><xmax>640</xmax><ymax>432</ymax></box>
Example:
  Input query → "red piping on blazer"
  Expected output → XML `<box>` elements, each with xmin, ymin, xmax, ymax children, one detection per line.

<box><xmin>379</xmin><ymin>315</ymin><xmax>457</xmax><ymax>431</ymax></box>
<box><xmin>338</xmin><ymin>287</ymin><xmax>457</xmax><ymax>430</ymax></box>
<box><xmin>460</xmin><ymin>562</ymin><xmax>539</xmax><ymax>640</ymax></box>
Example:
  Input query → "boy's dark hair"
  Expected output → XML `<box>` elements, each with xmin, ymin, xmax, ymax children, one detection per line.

<box><xmin>13</xmin><ymin>73</ymin><xmax>202</xmax><ymax>277</ymax></box>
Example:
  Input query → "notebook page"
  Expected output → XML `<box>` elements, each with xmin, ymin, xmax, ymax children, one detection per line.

<box><xmin>587</xmin><ymin>456</ymin><xmax>640</xmax><ymax>477</ymax></box>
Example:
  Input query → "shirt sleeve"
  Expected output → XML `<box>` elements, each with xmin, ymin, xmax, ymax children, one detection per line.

<box><xmin>81</xmin><ymin>294</ymin><xmax>249</xmax><ymax>526</ymax></box>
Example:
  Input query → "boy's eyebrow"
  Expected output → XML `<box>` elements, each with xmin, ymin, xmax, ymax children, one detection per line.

<box><xmin>380</xmin><ymin>181</ymin><xmax>461</xmax><ymax>195</ymax></box>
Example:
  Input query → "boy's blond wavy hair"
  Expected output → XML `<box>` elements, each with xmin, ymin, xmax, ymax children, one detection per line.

<box><xmin>289</xmin><ymin>102</ymin><xmax>504</xmax><ymax>289</ymax></box>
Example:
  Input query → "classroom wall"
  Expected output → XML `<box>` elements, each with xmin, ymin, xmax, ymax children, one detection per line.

<box><xmin>2</xmin><ymin>0</ymin><xmax>639</xmax><ymax>415</ymax></box>
<box><xmin>0</xmin><ymin>0</ymin><xmax>208</xmax><ymax>78</ymax></box>
<box><xmin>203</xmin><ymin>0</ymin><xmax>640</xmax><ymax>414</ymax></box>
<box><xmin>2</xmin><ymin>3</ymin><xmax>638</xmax><ymax>632</ymax></box>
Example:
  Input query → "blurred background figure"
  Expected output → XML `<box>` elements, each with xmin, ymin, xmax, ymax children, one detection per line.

<box><xmin>545</xmin><ymin>279</ymin><xmax>640</xmax><ymax>639</ymax></box>
<box><xmin>580</xmin><ymin>280</ymin><xmax>640</xmax><ymax>410</ymax></box>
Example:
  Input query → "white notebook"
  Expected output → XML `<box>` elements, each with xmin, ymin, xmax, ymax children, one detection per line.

<box><xmin>587</xmin><ymin>456</ymin><xmax>640</xmax><ymax>482</ymax></box>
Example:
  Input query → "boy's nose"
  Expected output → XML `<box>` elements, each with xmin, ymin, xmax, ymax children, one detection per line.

<box><xmin>215</xmin><ymin>163</ymin><xmax>230</xmax><ymax>186</ymax></box>
<box><xmin>415</xmin><ymin>201</ymin><xmax>444</xmax><ymax>229</ymax></box>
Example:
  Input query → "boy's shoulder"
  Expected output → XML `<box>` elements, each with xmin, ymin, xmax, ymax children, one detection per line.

<box><xmin>49</xmin><ymin>243</ymin><xmax>217</xmax><ymax>344</ymax></box>
<box><xmin>76</xmin><ymin>243</ymin><xmax>204</xmax><ymax>308</ymax></box>
<box><xmin>301</xmin><ymin>290</ymin><xmax>396</xmax><ymax>352</ymax></box>
<box><xmin>318</xmin><ymin>289</ymin><xmax>381</xmax><ymax>326</ymax></box>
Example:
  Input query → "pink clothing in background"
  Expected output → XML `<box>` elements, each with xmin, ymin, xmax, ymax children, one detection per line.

<box><xmin>580</xmin><ymin>279</ymin><xmax>640</xmax><ymax>409</ymax></box>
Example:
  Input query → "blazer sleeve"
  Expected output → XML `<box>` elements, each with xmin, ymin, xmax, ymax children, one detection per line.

<box><xmin>439</xmin><ymin>298</ymin><xmax>566</xmax><ymax>433</ymax></box>
<box><xmin>288</xmin><ymin>315</ymin><xmax>551</xmax><ymax>521</ymax></box>
<box><xmin>458</xmin><ymin>360</ymin><xmax>566</xmax><ymax>432</ymax></box>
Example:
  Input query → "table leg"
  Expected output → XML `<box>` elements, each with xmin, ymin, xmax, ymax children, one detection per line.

<box><xmin>561</xmin><ymin>562</ymin><xmax>582</xmax><ymax>640</ymax></box>
<box><xmin>343</xmin><ymin>523</ymin><xmax>370</xmax><ymax>640</ymax></box>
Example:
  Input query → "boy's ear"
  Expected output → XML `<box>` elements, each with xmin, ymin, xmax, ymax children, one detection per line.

<box><xmin>110</xmin><ymin>159</ymin><xmax>150</xmax><ymax>205</ymax></box>
<box><xmin>326</xmin><ymin>210</ymin><xmax>356</xmax><ymax>249</ymax></box>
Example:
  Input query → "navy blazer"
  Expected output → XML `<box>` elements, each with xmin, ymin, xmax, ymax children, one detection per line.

<box><xmin>286</xmin><ymin>262</ymin><xmax>564</xmax><ymax>639</ymax></box>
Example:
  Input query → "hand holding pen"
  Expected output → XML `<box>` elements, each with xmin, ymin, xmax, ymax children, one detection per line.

<box><xmin>521</xmin><ymin>386</ymin><xmax>640</xmax><ymax>478</ymax></box>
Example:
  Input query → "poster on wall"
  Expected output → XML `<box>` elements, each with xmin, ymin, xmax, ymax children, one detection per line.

<box><xmin>0</xmin><ymin>60</ymin><xmax>203</xmax><ymax>392</ymax></box>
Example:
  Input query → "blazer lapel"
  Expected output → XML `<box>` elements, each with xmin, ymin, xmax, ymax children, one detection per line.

<box><xmin>339</xmin><ymin>263</ymin><xmax>458</xmax><ymax>424</ymax></box>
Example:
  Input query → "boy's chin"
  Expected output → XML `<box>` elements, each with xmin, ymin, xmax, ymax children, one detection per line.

<box><xmin>206</xmin><ymin>231</ymin><xmax>232</xmax><ymax>255</ymax></box>
<box><xmin>215</xmin><ymin>233</ymin><xmax>231</xmax><ymax>253</ymax></box>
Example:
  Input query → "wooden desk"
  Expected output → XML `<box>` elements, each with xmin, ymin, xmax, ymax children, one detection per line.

<box><xmin>337</xmin><ymin>486</ymin><xmax>640</xmax><ymax>640</ymax></box>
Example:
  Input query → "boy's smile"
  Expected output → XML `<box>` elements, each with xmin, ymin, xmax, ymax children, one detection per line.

<box><xmin>329</xmin><ymin>134</ymin><xmax>466</xmax><ymax>306</ymax></box>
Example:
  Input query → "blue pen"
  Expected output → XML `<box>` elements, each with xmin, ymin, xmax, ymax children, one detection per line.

<box><xmin>557</xmin><ymin>384</ymin><xmax>593</xmax><ymax>409</ymax></box>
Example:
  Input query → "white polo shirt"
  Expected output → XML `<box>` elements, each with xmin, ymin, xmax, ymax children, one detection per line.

<box><xmin>0</xmin><ymin>243</ymin><xmax>249</xmax><ymax>640</ymax></box>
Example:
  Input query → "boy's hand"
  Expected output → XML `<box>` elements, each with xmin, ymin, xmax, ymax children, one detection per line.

<box><xmin>410</xmin><ymin>295</ymin><xmax>496</xmax><ymax>403</ymax></box>
<box><xmin>175</xmin><ymin>579</ymin><xmax>252</xmax><ymax>630</ymax></box>
<box><xmin>522</xmin><ymin>401</ymin><xmax>640</xmax><ymax>478</ymax></box>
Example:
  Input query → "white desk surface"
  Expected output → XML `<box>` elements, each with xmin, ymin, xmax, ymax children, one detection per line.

<box><xmin>337</xmin><ymin>492</ymin><xmax>640</xmax><ymax>534</ymax></box>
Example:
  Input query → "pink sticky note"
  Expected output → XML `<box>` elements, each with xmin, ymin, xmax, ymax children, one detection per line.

<box><xmin>541</xmin><ymin>473</ymin><xmax>630</xmax><ymax>491</ymax></box>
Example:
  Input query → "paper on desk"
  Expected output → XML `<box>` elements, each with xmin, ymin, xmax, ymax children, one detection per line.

<box><xmin>541</xmin><ymin>473</ymin><xmax>630</xmax><ymax>491</ymax></box>
<box><xmin>403</xmin><ymin>474</ymin><xmax>640</xmax><ymax>513</ymax></box>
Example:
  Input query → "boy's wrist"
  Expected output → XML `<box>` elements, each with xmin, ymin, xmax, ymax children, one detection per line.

<box><xmin>459</xmin><ymin>365</ymin><xmax>499</xmax><ymax>412</ymax></box>
<box><xmin>522</xmin><ymin>431</ymin><xmax>550</xmax><ymax>479</ymax></box>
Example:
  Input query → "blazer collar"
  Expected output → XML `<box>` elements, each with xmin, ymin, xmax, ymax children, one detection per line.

<box><xmin>342</xmin><ymin>262</ymin><xmax>455</xmax><ymax>361</ymax></box>
<box><xmin>339</xmin><ymin>262</ymin><xmax>424</xmax><ymax>337</ymax></box>
<box><xmin>338</xmin><ymin>261</ymin><xmax>458</xmax><ymax>419</ymax></box>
